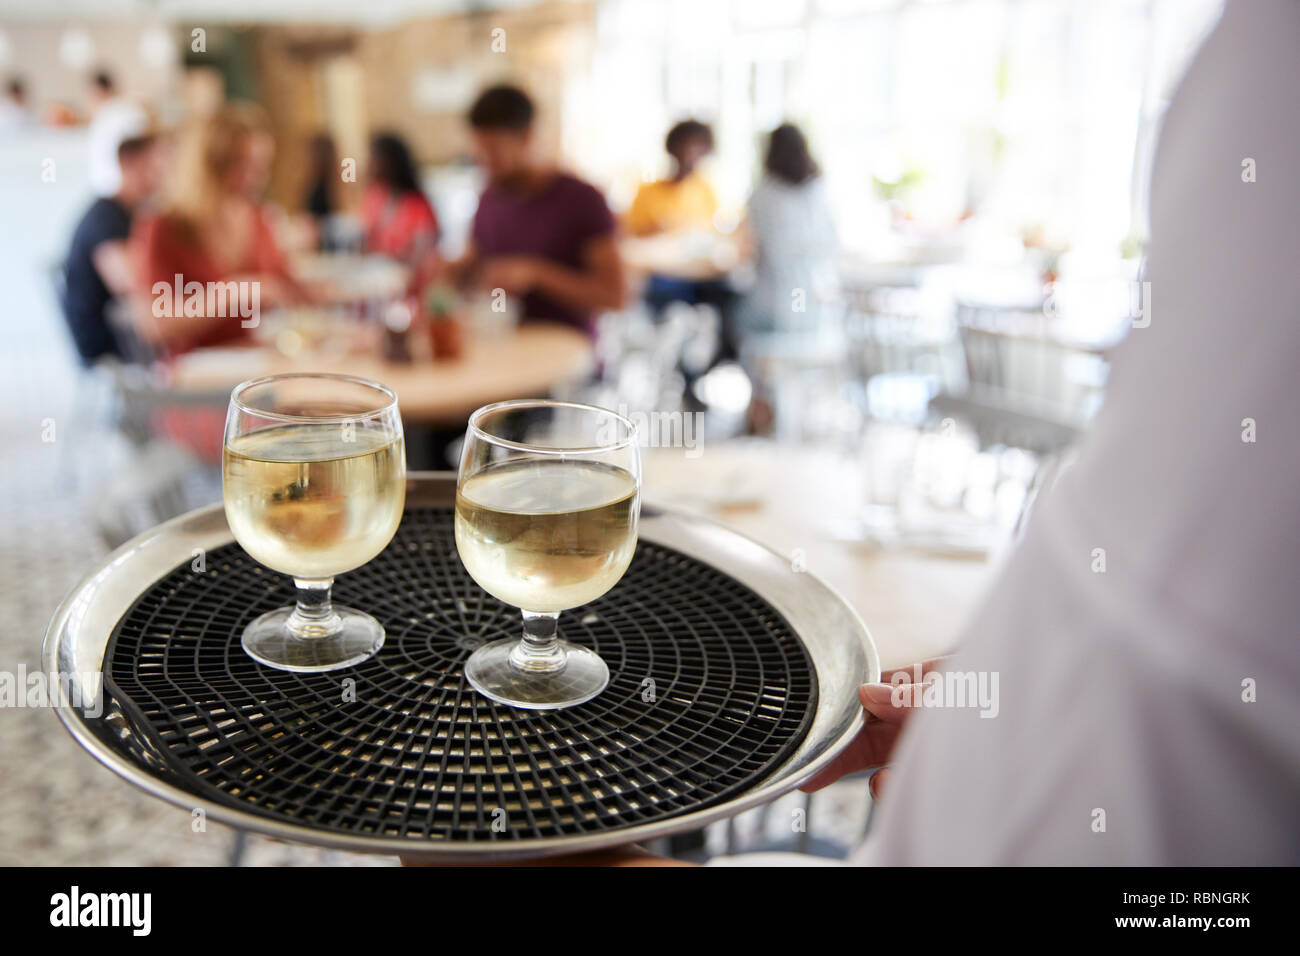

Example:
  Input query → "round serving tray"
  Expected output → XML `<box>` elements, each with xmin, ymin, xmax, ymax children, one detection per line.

<box><xmin>44</xmin><ymin>472</ymin><xmax>878</xmax><ymax>862</ymax></box>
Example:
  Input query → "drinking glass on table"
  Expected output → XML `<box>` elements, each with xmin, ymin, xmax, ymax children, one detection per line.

<box><xmin>222</xmin><ymin>374</ymin><xmax>406</xmax><ymax>672</ymax></box>
<box><xmin>454</xmin><ymin>400</ymin><xmax>641</xmax><ymax>709</ymax></box>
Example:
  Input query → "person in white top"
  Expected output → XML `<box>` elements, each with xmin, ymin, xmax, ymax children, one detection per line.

<box><xmin>738</xmin><ymin>123</ymin><xmax>839</xmax><ymax>338</ymax></box>
<box><xmin>87</xmin><ymin>70</ymin><xmax>149</xmax><ymax>198</ymax></box>
<box><xmin>829</xmin><ymin>0</ymin><xmax>1300</xmax><ymax>866</ymax></box>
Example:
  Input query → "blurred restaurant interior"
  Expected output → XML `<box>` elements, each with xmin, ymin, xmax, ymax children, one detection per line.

<box><xmin>2</xmin><ymin>0</ymin><xmax>1225</xmax><ymax>865</ymax></box>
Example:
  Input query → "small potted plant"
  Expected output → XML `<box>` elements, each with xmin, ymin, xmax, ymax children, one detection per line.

<box><xmin>424</xmin><ymin>282</ymin><xmax>465</xmax><ymax>361</ymax></box>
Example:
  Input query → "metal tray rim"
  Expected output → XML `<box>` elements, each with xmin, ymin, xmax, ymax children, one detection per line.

<box><xmin>43</xmin><ymin>471</ymin><xmax>878</xmax><ymax>861</ymax></box>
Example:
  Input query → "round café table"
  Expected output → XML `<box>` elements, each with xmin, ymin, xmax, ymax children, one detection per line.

<box><xmin>291</xmin><ymin>252</ymin><xmax>410</xmax><ymax>307</ymax></box>
<box><xmin>621</xmin><ymin>231</ymin><xmax>741</xmax><ymax>283</ymax></box>
<box><xmin>167</xmin><ymin>321</ymin><xmax>595</xmax><ymax>425</ymax></box>
<box><xmin>642</xmin><ymin>442</ymin><xmax>996</xmax><ymax>668</ymax></box>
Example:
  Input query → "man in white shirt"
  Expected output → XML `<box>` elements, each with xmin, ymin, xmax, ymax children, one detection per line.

<box><xmin>835</xmin><ymin>0</ymin><xmax>1300</xmax><ymax>866</ymax></box>
<box><xmin>87</xmin><ymin>70</ymin><xmax>148</xmax><ymax>197</ymax></box>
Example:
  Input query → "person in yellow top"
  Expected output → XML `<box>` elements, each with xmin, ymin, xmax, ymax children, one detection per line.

<box><xmin>624</xmin><ymin>120</ymin><xmax>737</xmax><ymax>367</ymax></box>
<box><xmin>625</xmin><ymin>120</ymin><xmax>718</xmax><ymax>236</ymax></box>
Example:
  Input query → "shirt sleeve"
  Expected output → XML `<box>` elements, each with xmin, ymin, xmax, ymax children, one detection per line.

<box><xmin>88</xmin><ymin>201</ymin><xmax>132</xmax><ymax>247</ymax></box>
<box><xmin>573</xmin><ymin>179</ymin><xmax>618</xmax><ymax>245</ymax></box>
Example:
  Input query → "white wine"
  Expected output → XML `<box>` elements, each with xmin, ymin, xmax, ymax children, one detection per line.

<box><xmin>455</xmin><ymin>459</ymin><xmax>639</xmax><ymax>613</ymax></box>
<box><xmin>223</xmin><ymin>424</ymin><xmax>405</xmax><ymax>580</ymax></box>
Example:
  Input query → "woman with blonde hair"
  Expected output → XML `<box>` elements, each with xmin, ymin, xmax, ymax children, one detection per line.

<box><xmin>133</xmin><ymin>102</ymin><xmax>310</xmax><ymax>355</ymax></box>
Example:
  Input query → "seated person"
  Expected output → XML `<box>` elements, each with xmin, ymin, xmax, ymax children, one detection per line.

<box><xmin>624</xmin><ymin>119</ymin><xmax>718</xmax><ymax>237</ymax></box>
<box><xmin>737</xmin><ymin>123</ymin><xmax>838</xmax><ymax>339</ymax></box>
<box><xmin>132</xmin><ymin>102</ymin><xmax>310</xmax><ymax>357</ymax></box>
<box><xmin>360</xmin><ymin>132</ymin><xmax>439</xmax><ymax>264</ymax></box>
<box><xmin>442</xmin><ymin>84</ymin><xmax>626</xmax><ymax>338</ymax></box>
<box><xmin>62</xmin><ymin>130</ymin><xmax>165</xmax><ymax>366</ymax></box>
<box><xmin>625</xmin><ymin>119</ymin><xmax>733</xmax><ymax>343</ymax></box>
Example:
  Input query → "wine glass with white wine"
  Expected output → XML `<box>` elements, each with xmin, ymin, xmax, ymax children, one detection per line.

<box><xmin>222</xmin><ymin>373</ymin><xmax>406</xmax><ymax>672</ymax></box>
<box><xmin>455</xmin><ymin>400</ymin><xmax>641</xmax><ymax>709</ymax></box>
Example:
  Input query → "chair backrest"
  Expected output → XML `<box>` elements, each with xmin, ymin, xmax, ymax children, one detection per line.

<box><xmin>48</xmin><ymin>259</ymin><xmax>87</xmax><ymax>366</ymax></box>
<box><xmin>843</xmin><ymin>284</ymin><xmax>960</xmax><ymax>388</ymax></box>
<box><xmin>91</xmin><ymin>439</ymin><xmax>212</xmax><ymax>550</ymax></box>
<box><xmin>953</xmin><ymin>299</ymin><xmax>1108</xmax><ymax>424</ymax></box>
<box><xmin>929</xmin><ymin>391</ymin><xmax>1082</xmax><ymax>457</ymax></box>
<box><xmin>103</xmin><ymin>298</ymin><xmax>161</xmax><ymax>366</ymax></box>
<box><xmin>50</xmin><ymin>259</ymin><xmax>151</xmax><ymax>368</ymax></box>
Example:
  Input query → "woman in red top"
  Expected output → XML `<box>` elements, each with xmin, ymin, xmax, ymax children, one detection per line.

<box><xmin>133</xmin><ymin>102</ymin><xmax>310</xmax><ymax>356</ymax></box>
<box><xmin>360</xmin><ymin>133</ymin><xmax>439</xmax><ymax>265</ymax></box>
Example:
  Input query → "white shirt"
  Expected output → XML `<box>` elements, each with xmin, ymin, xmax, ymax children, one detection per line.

<box><xmin>853</xmin><ymin>0</ymin><xmax>1300</xmax><ymax>865</ymax></box>
<box><xmin>88</xmin><ymin>97</ymin><xmax>148</xmax><ymax>197</ymax></box>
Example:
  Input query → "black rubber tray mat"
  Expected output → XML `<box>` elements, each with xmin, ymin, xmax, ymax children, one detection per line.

<box><xmin>101</xmin><ymin>506</ymin><xmax>818</xmax><ymax>844</ymax></box>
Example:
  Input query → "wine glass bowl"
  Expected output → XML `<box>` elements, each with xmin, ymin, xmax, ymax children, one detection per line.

<box><xmin>222</xmin><ymin>374</ymin><xmax>406</xmax><ymax>672</ymax></box>
<box><xmin>454</xmin><ymin>400</ymin><xmax>641</xmax><ymax>709</ymax></box>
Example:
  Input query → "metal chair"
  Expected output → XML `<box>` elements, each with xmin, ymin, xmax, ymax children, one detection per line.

<box><xmin>952</xmin><ymin>298</ymin><xmax>1110</xmax><ymax>428</ymax></box>
<box><xmin>89</xmin><ymin>359</ymin><xmax>227</xmax><ymax>549</ymax></box>
<box><xmin>842</xmin><ymin>284</ymin><xmax>965</xmax><ymax>423</ymax></box>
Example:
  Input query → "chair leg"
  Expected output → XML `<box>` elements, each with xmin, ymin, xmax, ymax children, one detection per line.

<box><xmin>795</xmin><ymin>791</ymin><xmax>811</xmax><ymax>854</ymax></box>
<box><xmin>57</xmin><ymin>371</ymin><xmax>100</xmax><ymax>494</ymax></box>
<box><xmin>228</xmin><ymin>829</ymin><xmax>248</xmax><ymax>867</ymax></box>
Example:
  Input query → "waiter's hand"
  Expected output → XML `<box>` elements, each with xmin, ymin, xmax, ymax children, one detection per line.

<box><xmin>799</xmin><ymin>658</ymin><xmax>947</xmax><ymax>800</ymax></box>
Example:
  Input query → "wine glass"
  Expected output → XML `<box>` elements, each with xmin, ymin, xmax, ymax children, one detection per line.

<box><xmin>222</xmin><ymin>373</ymin><xmax>406</xmax><ymax>672</ymax></box>
<box><xmin>454</xmin><ymin>400</ymin><xmax>641</xmax><ymax>709</ymax></box>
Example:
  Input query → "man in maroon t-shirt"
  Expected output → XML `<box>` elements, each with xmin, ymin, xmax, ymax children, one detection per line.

<box><xmin>445</xmin><ymin>84</ymin><xmax>627</xmax><ymax>337</ymax></box>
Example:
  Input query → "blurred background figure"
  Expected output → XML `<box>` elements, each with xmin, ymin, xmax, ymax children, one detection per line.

<box><xmin>626</xmin><ymin>119</ymin><xmax>736</xmax><ymax>332</ymax></box>
<box><xmin>0</xmin><ymin>76</ymin><xmax>32</xmax><ymax>132</ymax></box>
<box><xmin>445</xmin><ymin>83</ymin><xmax>625</xmax><ymax>338</ymax></box>
<box><xmin>86</xmin><ymin>69</ymin><xmax>148</xmax><ymax>198</ymax></box>
<box><xmin>60</xmin><ymin>131</ymin><xmax>166</xmax><ymax>367</ymax></box>
<box><xmin>738</xmin><ymin>123</ymin><xmax>838</xmax><ymax>341</ymax></box>
<box><xmin>625</xmin><ymin>120</ymin><xmax>717</xmax><ymax>238</ymax></box>
<box><xmin>729</xmin><ymin>123</ymin><xmax>840</xmax><ymax>438</ymax></box>
<box><xmin>301</xmin><ymin>132</ymin><xmax>339</xmax><ymax>251</ymax></box>
<box><xmin>132</xmin><ymin>102</ymin><xmax>310</xmax><ymax>356</ymax></box>
<box><xmin>361</xmin><ymin>132</ymin><xmax>439</xmax><ymax>264</ymax></box>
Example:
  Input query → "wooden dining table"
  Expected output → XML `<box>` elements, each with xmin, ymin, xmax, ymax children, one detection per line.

<box><xmin>168</xmin><ymin>321</ymin><xmax>596</xmax><ymax>425</ymax></box>
<box><xmin>643</xmin><ymin>441</ymin><xmax>997</xmax><ymax>668</ymax></box>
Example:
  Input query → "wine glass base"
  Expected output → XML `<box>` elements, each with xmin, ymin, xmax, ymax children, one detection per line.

<box><xmin>241</xmin><ymin>606</ymin><xmax>385</xmax><ymax>672</ymax></box>
<box><xmin>465</xmin><ymin>637</ymin><xmax>610</xmax><ymax>710</ymax></box>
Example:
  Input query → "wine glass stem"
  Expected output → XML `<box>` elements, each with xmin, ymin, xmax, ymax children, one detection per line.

<box><xmin>287</xmin><ymin>577</ymin><xmax>344</xmax><ymax>639</ymax></box>
<box><xmin>509</xmin><ymin>610</ymin><xmax>566</xmax><ymax>674</ymax></box>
